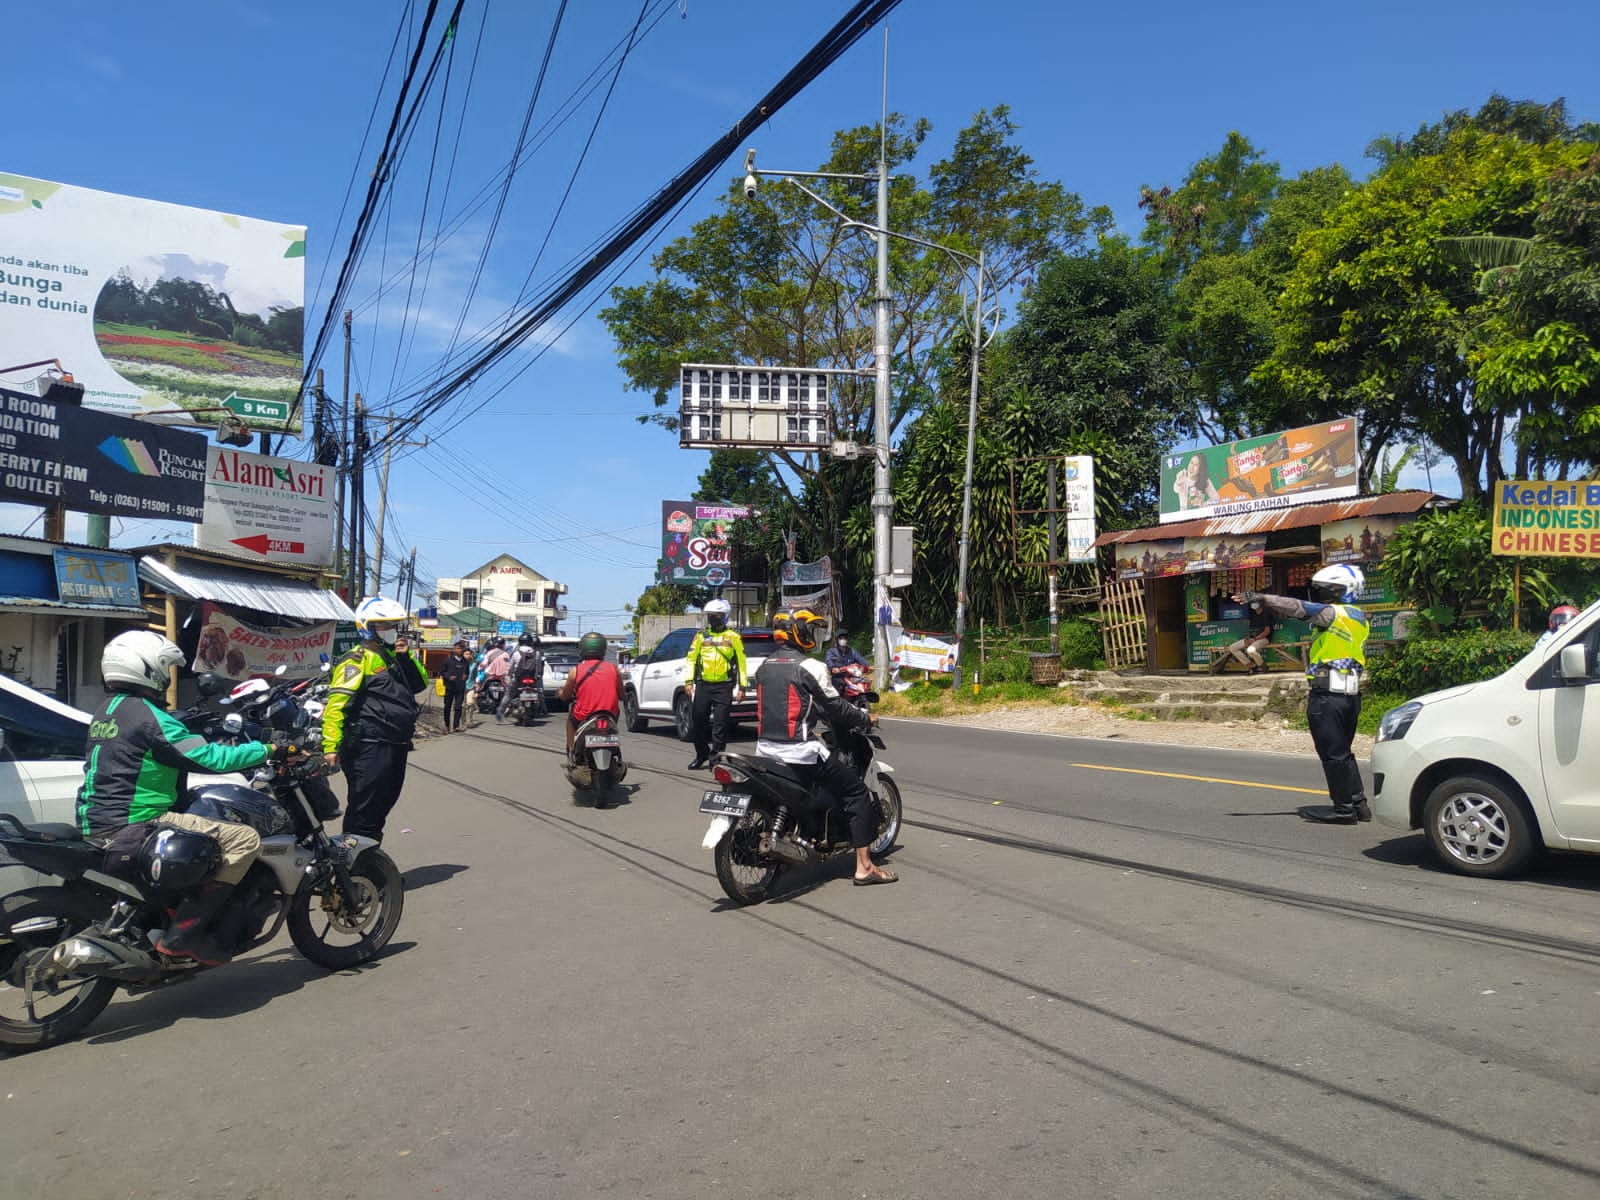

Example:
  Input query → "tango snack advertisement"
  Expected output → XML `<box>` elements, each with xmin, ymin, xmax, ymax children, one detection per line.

<box><xmin>1159</xmin><ymin>419</ymin><xmax>1360</xmax><ymax>524</ymax></box>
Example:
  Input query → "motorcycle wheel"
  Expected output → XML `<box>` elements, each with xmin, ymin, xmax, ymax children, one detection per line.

<box><xmin>0</xmin><ymin>888</ymin><xmax>118</xmax><ymax>1050</ymax></box>
<box><xmin>288</xmin><ymin>849</ymin><xmax>405</xmax><ymax>969</ymax></box>
<box><xmin>713</xmin><ymin>810</ymin><xmax>781</xmax><ymax>905</ymax></box>
<box><xmin>869</xmin><ymin>776</ymin><xmax>902</xmax><ymax>857</ymax></box>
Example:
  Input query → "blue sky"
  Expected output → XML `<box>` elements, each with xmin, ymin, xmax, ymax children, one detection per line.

<box><xmin>6</xmin><ymin>0</ymin><xmax>1599</xmax><ymax>629</ymax></box>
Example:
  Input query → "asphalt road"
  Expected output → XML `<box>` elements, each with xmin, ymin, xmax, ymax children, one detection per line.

<box><xmin>4</xmin><ymin>713</ymin><xmax>1599</xmax><ymax>1200</ymax></box>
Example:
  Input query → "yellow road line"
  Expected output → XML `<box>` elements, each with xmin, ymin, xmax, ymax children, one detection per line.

<box><xmin>1071</xmin><ymin>763</ymin><xmax>1326</xmax><ymax>795</ymax></box>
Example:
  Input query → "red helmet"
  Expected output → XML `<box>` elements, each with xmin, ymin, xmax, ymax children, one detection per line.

<box><xmin>1549</xmin><ymin>604</ymin><xmax>1579</xmax><ymax>632</ymax></box>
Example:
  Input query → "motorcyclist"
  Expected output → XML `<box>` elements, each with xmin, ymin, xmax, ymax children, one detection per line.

<box><xmin>76</xmin><ymin>630</ymin><xmax>285</xmax><ymax>964</ymax></box>
<box><xmin>497</xmin><ymin>633</ymin><xmax>543</xmax><ymax>722</ymax></box>
<box><xmin>475</xmin><ymin>636</ymin><xmax>509</xmax><ymax>704</ymax></box>
<box><xmin>752</xmin><ymin>607</ymin><xmax>897</xmax><ymax>886</ymax></box>
<box><xmin>557</xmin><ymin>632</ymin><xmax>628</xmax><ymax>790</ymax></box>
<box><xmin>1234</xmin><ymin>564</ymin><xmax>1371</xmax><ymax>824</ymax></box>
<box><xmin>1534</xmin><ymin>600</ymin><xmax>1580</xmax><ymax>650</ymax></box>
<box><xmin>824</xmin><ymin>631</ymin><xmax>870</xmax><ymax>692</ymax></box>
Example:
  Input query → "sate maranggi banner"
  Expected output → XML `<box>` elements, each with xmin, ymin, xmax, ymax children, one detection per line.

<box><xmin>660</xmin><ymin>500</ymin><xmax>751</xmax><ymax>586</ymax></box>
<box><xmin>1159</xmin><ymin>419</ymin><xmax>1360</xmax><ymax>524</ymax></box>
<box><xmin>196</xmin><ymin>446</ymin><xmax>334</xmax><ymax>566</ymax></box>
<box><xmin>0</xmin><ymin>172</ymin><xmax>305</xmax><ymax>433</ymax></box>
<box><xmin>192</xmin><ymin>602</ymin><xmax>333</xmax><ymax>680</ymax></box>
<box><xmin>1491</xmin><ymin>480</ymin><xmax>1600</xmax><ymax>557</ymax></box>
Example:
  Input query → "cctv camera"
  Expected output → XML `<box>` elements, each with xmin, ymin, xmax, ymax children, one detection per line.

<box><xmin>744</xmin><ymin>174</ymin><xmax>758</xmax><ymax>200</ymax></box>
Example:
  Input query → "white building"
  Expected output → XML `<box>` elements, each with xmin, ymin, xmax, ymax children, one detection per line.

<box><xmin>435</xmin><ymin>553</ymin><xmax>569</xmax><ymax>635</ymax></box>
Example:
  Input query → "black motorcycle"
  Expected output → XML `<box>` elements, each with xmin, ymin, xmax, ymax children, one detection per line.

<box><xmin>475</xmin><ymin>676</ymin><xmax>506</xmax><ymax>715</ymax></box>
<box><xmin>0</xmin><ymin>673</ymin><xmax>403</xmax><ymax>1051</ymax></box>
<box><xmin>698</xmin><ymin>700</ymin><xmax>901</xmax><ymax>905</ymax></box>
<box><xmin>564</xmin><ymin>710</ymin><xmax>627</xmax><ymax>807</ymax></box>
<box><xmin>503</xmin><ymin>668</ymin><xmax>546</xmax><ymax>726</ymax></box>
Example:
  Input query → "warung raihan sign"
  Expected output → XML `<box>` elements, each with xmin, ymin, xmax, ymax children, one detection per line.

<box><xmin>0</xmin><ymin>172</ymin><xmax>305</xmax><ymax>432</ymax></box>
<box><xmin>1159</xmin><ymin>419</ymin><xmax>1360</xmax><ymax>524</ymax></box>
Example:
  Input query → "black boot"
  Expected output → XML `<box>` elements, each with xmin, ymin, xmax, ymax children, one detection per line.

<box><xmin>153</xmin><ymin>882</ymin><xmax>236</xmax><ymax>965</ymax></box>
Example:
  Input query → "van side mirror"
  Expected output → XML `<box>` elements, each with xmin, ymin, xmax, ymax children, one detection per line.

<box><xmin>1559</xmin><ymin>643</ymin><xmax>1588</xmax><ymax>683</ymax></box>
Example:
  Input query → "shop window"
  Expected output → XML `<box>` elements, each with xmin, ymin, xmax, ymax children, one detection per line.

<box><xmin>517</xmin><ymin>590</ymin><xmax>535</xmax><ymax>604</ymax></box>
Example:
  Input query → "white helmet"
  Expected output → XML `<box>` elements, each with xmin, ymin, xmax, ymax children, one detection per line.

<box><xmin>1310</xmin><ymin>563</ymin><xmax>1366</xmax><ymax>603</ymax></box>
<box><xmin>704</xmin><ymin>598</ymin><xmax>731</xmax><ymax>627</ymax></box>
<box><xmin>355</xmin><ymin>596</ymin><xmax>408</xmax><ymax>645</ymax></box>
<box><xmin>103</xmin><ymin>630</ymin><xmax>186</xmax><ymax>693</ymax></box>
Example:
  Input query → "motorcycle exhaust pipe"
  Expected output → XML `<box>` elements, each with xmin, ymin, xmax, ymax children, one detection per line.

<box><xmin>48</xmin><ymin>933</ymin><xmax>163</xmax><ymax>983</ymax></box>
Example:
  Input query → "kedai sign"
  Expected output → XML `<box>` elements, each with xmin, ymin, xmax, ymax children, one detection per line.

<box><xmin>1492</xmin><ymin>480</ymin><xmax>1600</xmax><ymax>557</ymax></box>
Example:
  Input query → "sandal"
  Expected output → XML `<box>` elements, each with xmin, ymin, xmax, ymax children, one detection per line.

<box><xmin>853</xmin><ymin>868</ymin><xmax>898</xmax><ymax>886</ymax></box>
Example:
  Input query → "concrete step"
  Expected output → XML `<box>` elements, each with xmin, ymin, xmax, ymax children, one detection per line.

<box><xmin>1118</xmin><ymin>699</ymin><xmax>1276</xmax><ymax>722</ymax></box>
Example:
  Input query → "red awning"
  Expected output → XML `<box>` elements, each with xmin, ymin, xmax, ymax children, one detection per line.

<box><xmin>1091</xmin><ymin>491</ymin><xmax>1439</xmax><ymax>548</ymax></box>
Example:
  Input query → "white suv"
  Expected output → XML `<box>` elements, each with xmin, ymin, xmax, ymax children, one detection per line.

<box><xmin>0</xmin><ymin>677</ymin><xmax>92</xmax><ymax>897</ymax></box>
<box><xmin>622</xmin><ymin>627</ymin><xmax>778</xmax><ymax>740</ymax></box>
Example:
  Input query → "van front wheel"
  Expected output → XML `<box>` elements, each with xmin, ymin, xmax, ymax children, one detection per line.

<box><xmin>1423</xmin><ymin>775</ymin><xmax>1536</xmax><ymax>879</ymax></box>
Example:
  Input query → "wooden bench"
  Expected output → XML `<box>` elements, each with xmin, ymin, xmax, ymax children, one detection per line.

<box><xmin>1205</xmin><ymin>641</ymin><xmax>1310</xmax><ymax>672</ymax></box>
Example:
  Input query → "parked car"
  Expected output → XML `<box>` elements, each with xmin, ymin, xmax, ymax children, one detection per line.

<box><xmin>622</xmin><ymin>626</ymin><xmax>778</xmax><ymax>740</ymax></box>
<box><xmin>1372</xmin><ymin>597</ymin><xmax>1600</xmax><ymax>878</ymax></box>
<box><xmin>0</xmin><ymin>676</ymin><xmax>91</xmax><ymax>896</ymax></box>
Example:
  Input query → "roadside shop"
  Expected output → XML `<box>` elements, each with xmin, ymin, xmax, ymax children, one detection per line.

<box><xmin>1092</xmin><ymin>491</ymin><xmax>1438</xmax><ymax>673</ymax></box>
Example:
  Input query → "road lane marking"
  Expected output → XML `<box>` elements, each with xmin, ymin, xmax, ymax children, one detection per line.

<box><xmin>1070</xmin><ymin>762</ymin><xmax>1325</xmax><ymax>795</ymax></box>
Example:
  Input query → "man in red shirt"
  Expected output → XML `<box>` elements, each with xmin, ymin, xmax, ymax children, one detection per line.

<box><xmin>557</xmin><ymin>631</ymin><xmax>624</xmax><ymax>754</ymax></box>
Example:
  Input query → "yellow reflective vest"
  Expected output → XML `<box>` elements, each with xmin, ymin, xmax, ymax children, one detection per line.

<box><xmin>1309</xmin><ymin>604</ymin><xmax>1369</xmax><ymax>672</ymax></box>
<box><xmin>683</xmin><ymin>628</ymin><xmax>748</xmax><ymax>687</ymax></box>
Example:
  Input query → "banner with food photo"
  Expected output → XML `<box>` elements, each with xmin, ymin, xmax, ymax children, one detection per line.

<box><xmin>1182</xmin><ymin>534</ymin><xmax>1266</xmax><ymax>573</ymax></box>
<box><xmin>1158</xmin><ymin>419</ymin><xmax>1360</xmax><ymax>524</ymax></box>
<box><xmin>192</xmin><ymin>602</ymin><xmax>334</xmax><ymax>680</ymax></box>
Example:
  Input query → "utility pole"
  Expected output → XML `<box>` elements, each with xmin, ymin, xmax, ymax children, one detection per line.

<box><xmin>870</xmin><ymin>146</ymin><xmax>893</xmax><ymax>692</ymax></box>
<box><xmin>339</xmin><ymin>310</ymin><xmax>352</xmax><ymax>597</ymax></box>
<box><xmin>350</xmin><ymin>394</ymin><xmax>366</xmax><ymax>600</ymax></box>
<box><xmin>402</xmin><ymin>546</ymin><xmax>419</xmax><ymax>615</ymax></box>
<box><xmin>950</xmin><ymin>248</ymin><xmax>986</xmax><ymax>691</ymax></box>
<box><xmin>370</xmin><ymin>414</ymin><xmax>429</xmax><ymax>594</ymax></box>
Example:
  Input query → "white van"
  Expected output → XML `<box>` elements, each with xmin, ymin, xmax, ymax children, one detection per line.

<box><xmin>1371</xmin><ymin>598</ymin><xmax>1600</xmax><ymax>877</ymax></box>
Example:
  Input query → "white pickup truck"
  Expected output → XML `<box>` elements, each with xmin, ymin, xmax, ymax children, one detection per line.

<box><xmin>621</xmin><ymin>626</ymin><xmax>778</xmax><ymax>740</ymax></box>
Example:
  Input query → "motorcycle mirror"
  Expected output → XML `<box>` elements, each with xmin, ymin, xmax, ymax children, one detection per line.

<box><xmin>863</xmin><ymin>691</ymin><xmax>880</xmax><ymax>705</ymax></box>
<box><xmin>195</xmin><ymin>672</ymin><xmax>228</xmax><ymax>699</ymax></box>
<box><xmin>223</xmin><ymin>713</ymin><xmax>244</xmax><ymax>734</ymax></box>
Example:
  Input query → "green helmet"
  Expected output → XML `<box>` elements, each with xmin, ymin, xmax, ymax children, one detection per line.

<box><xmin>578</xmin><ymin>631</ymin><xmax>607</xmax><ymax>660</ymax></box>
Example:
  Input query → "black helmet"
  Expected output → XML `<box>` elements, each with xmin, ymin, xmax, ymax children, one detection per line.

<box><xmin>579</xmin><ymin>631</ymin><xmax>606</xmax><ymax>660</ymax></box>
<box><xmin>773</xmin><ymin>607</ymin><xmax>823</xmax><ymax>653</ymax></box>
<box><xmin>518</xmin><ymin>633</ymin><xmax>534</xmax><ymax>647</ymax></box>
<box><xmin>136</xmin><ymin>827</ymin><xmax>222</xmax><ymax>898</ymax></box>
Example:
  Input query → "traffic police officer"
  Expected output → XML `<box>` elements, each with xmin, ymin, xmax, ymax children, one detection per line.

<box><xmin>1235</xmin><ymin>563</ymin><xmax>1372</xmax><ymax>823</ymax></box>
<box><xmin>323</xmin><ymin>596</ymin><xmax>429</xmax><ymax>842</ymax></box>
<box><xmin>684</xmin><ymin>597</ymin><xmax>747</xmax><ymax>770</ymax></box>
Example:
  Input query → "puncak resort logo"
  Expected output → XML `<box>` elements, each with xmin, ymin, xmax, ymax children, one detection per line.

<box><xmin>98</xmin><ymin>436</ymin><xmax>162</xmax><ymax>476</ymax></box>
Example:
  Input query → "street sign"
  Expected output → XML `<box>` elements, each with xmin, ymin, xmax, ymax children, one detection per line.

<box><xmin>497</xmin><ymin>621</ymin><xmax>524</xmax><ymax>637</ymax></box>
<box><xmin>678</xmin><ymin>365</ymin><xmax>839</xmax><ymax>450</ymax></box>
<box><xmin>221</xmin><ymin>392</ymin><xmax>292</xmax><ymax>424</ymax></box>
<box><xmin>231</xmin><ymin>534</ymin><xmax>306</xmax><ymax>556</ymax></box>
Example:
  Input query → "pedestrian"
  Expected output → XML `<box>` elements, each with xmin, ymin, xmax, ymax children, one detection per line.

<box><xmin>322</xmin><ymin>596</ymin><xmax>429</xmax><ymax>844</ymax></box>
<box><xmin>684</xmin><ymin>598</ymin><xmax>747</xmax><ymax>770</ymax></box>
<box><xmin>440</xmin><ymin>639</ymin><xmax>472</xmax><ymax>731</ymax></box>
<box><xmin>1234</xmin><ymin>563</ymin><xmax>1371</xmax><ymax>823</ymax></box>
<box><xmin>1211</xmin><ymin>597</ymin><xmax>1273</xmax><ymax>675</ymax></box>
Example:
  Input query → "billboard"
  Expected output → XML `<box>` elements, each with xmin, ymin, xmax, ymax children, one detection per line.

<box><xmin>192</xmin><ymin>601</ymin><xmax>333</xmax><ymax>680</ymax></box>
<box><xmin>0</xmin><ymin>172</ymin><xmax>305</xmax><ymax>433</ymax></box>
<box><xmin>195</xmin><ymin>446</ymin><xmax>334</xmax><ymax>566</ymax></box>
<box><xmin>0</xmin><ymin>385</ymin><xmax>207</xmax><ymax>521</ymax></box>
<box><xmin>1491</xmin><ymin>480</ymin><xmax>1600</xmax><ymax>558</ymax></box>
<box><xmin>1159</xmin><ymin>419</ymin><xmax>1359</xmax><ymax>524</ymax></box>
<box><xmin>660</xmin><ymin>500</ymin><xmax>751</xmax><ymax>586</ymax></box>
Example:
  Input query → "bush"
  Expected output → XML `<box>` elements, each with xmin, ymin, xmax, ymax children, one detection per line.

<box><xmin>1365</xmin><ymin>628</ymin><xmax>1536</xmax><ymax>697</ymax></box>
<box><xmin>1057</xmin><ymin>619</ymin><xmax>1101</xmax><ymax>669</ymax></box>
<box><xmin>968</xmin><ymin>617</ymin><xmax>1103</xmax><ymax>682</ymax></box>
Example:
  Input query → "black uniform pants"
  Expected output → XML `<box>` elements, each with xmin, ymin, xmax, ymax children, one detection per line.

<box><xmin>1306</xmin><ymin>689</ymin><xmax>1366</xmax><ymax>808</ymax></box>
<box><xmin>343</xmin><ymin>740</ymin><xmax>411</xmax><ymax>842</ymax></box>
<box><xmin>442</xmin><ymin>685</ymin><xmax>465</xmax><ymax>730</ymax></box>
<box><xmin>691</xmin><ymin>680</ymin><xmax>735</xmax><ymax>756</ymax></box>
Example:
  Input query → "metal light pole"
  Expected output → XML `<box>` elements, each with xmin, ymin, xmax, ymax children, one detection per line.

<box><xmin>950</xmin><ymin>248</ymin><xmax>985</xmax><ymax>692</ymax></box>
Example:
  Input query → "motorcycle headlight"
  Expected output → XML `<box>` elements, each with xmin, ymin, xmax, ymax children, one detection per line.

<box><xmin>1376</xmin><ymin>700</ymin><xmax>1423</xmax><ymax>743</ymax></box>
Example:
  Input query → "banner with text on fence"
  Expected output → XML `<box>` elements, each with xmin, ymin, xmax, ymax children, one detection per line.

<box><xmin>0</xmin><ymin>172</ymin><xmax>305</xmax><ymax>432</ymax></box>
<box><xmin>892</xmin><ymin>631</ymin><xmax>958</xmax><ymax>673</ymax></box>
<box><xmin>192</xmin><ymin>601</ymin><xmax>333</xmax><ymax>681</ymax></box>
<box><xmin>1491</xmin><ymin>481</ymin><xmax>1600</xmax><ymax>557</ymax></box>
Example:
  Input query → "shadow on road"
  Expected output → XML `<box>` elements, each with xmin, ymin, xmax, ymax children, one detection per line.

<box><xmin>402</xmin><ymin>863</ymin><xmax>469</xmax><ymax>890</ymax></box>
<box><xmin>1362</xmin><ymin>833</ymin><xmax>1600</xmax><ymax>891</ymax></box>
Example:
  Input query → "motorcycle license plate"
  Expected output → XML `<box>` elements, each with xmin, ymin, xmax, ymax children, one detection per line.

<box><xmin>698</xmin><ymin>790</ymin><xmax>750</xmax><ymax>817</ymax></box>
<box><xmin>586</xmin><ymin>734</ymin><xmax>621</xmax><ymax>748</ymax></box>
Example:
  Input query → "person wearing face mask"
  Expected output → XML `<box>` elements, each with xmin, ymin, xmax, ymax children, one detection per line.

<box><xmin>683</xmin><ymin>598</ymin><xmax>747</xmax><ymax>770</ymax></box>
<box><xmin>322</xmin><ymin>596</ymin><xmax>429</xmax><ymax>843</ymax></box>
<box><xmin>824</xmin><ymin>629</ymin><xmax>870</xmax><ymax>691</ymax></box>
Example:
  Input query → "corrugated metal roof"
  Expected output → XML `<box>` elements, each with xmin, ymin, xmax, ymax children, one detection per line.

<box><xmin>1091</xmin><ymin>491</ymin><xmax>1439</xmax><ymax>548</ymax></box>
<box><xmin>0</xmin><ymin>597</ymin><xmax>150</xmax><ymax>619</ymax></box>
<box><xmin>138</xmin><ymin>557</ymin><xmax>356</xmax><ymax>623</ymax></box>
